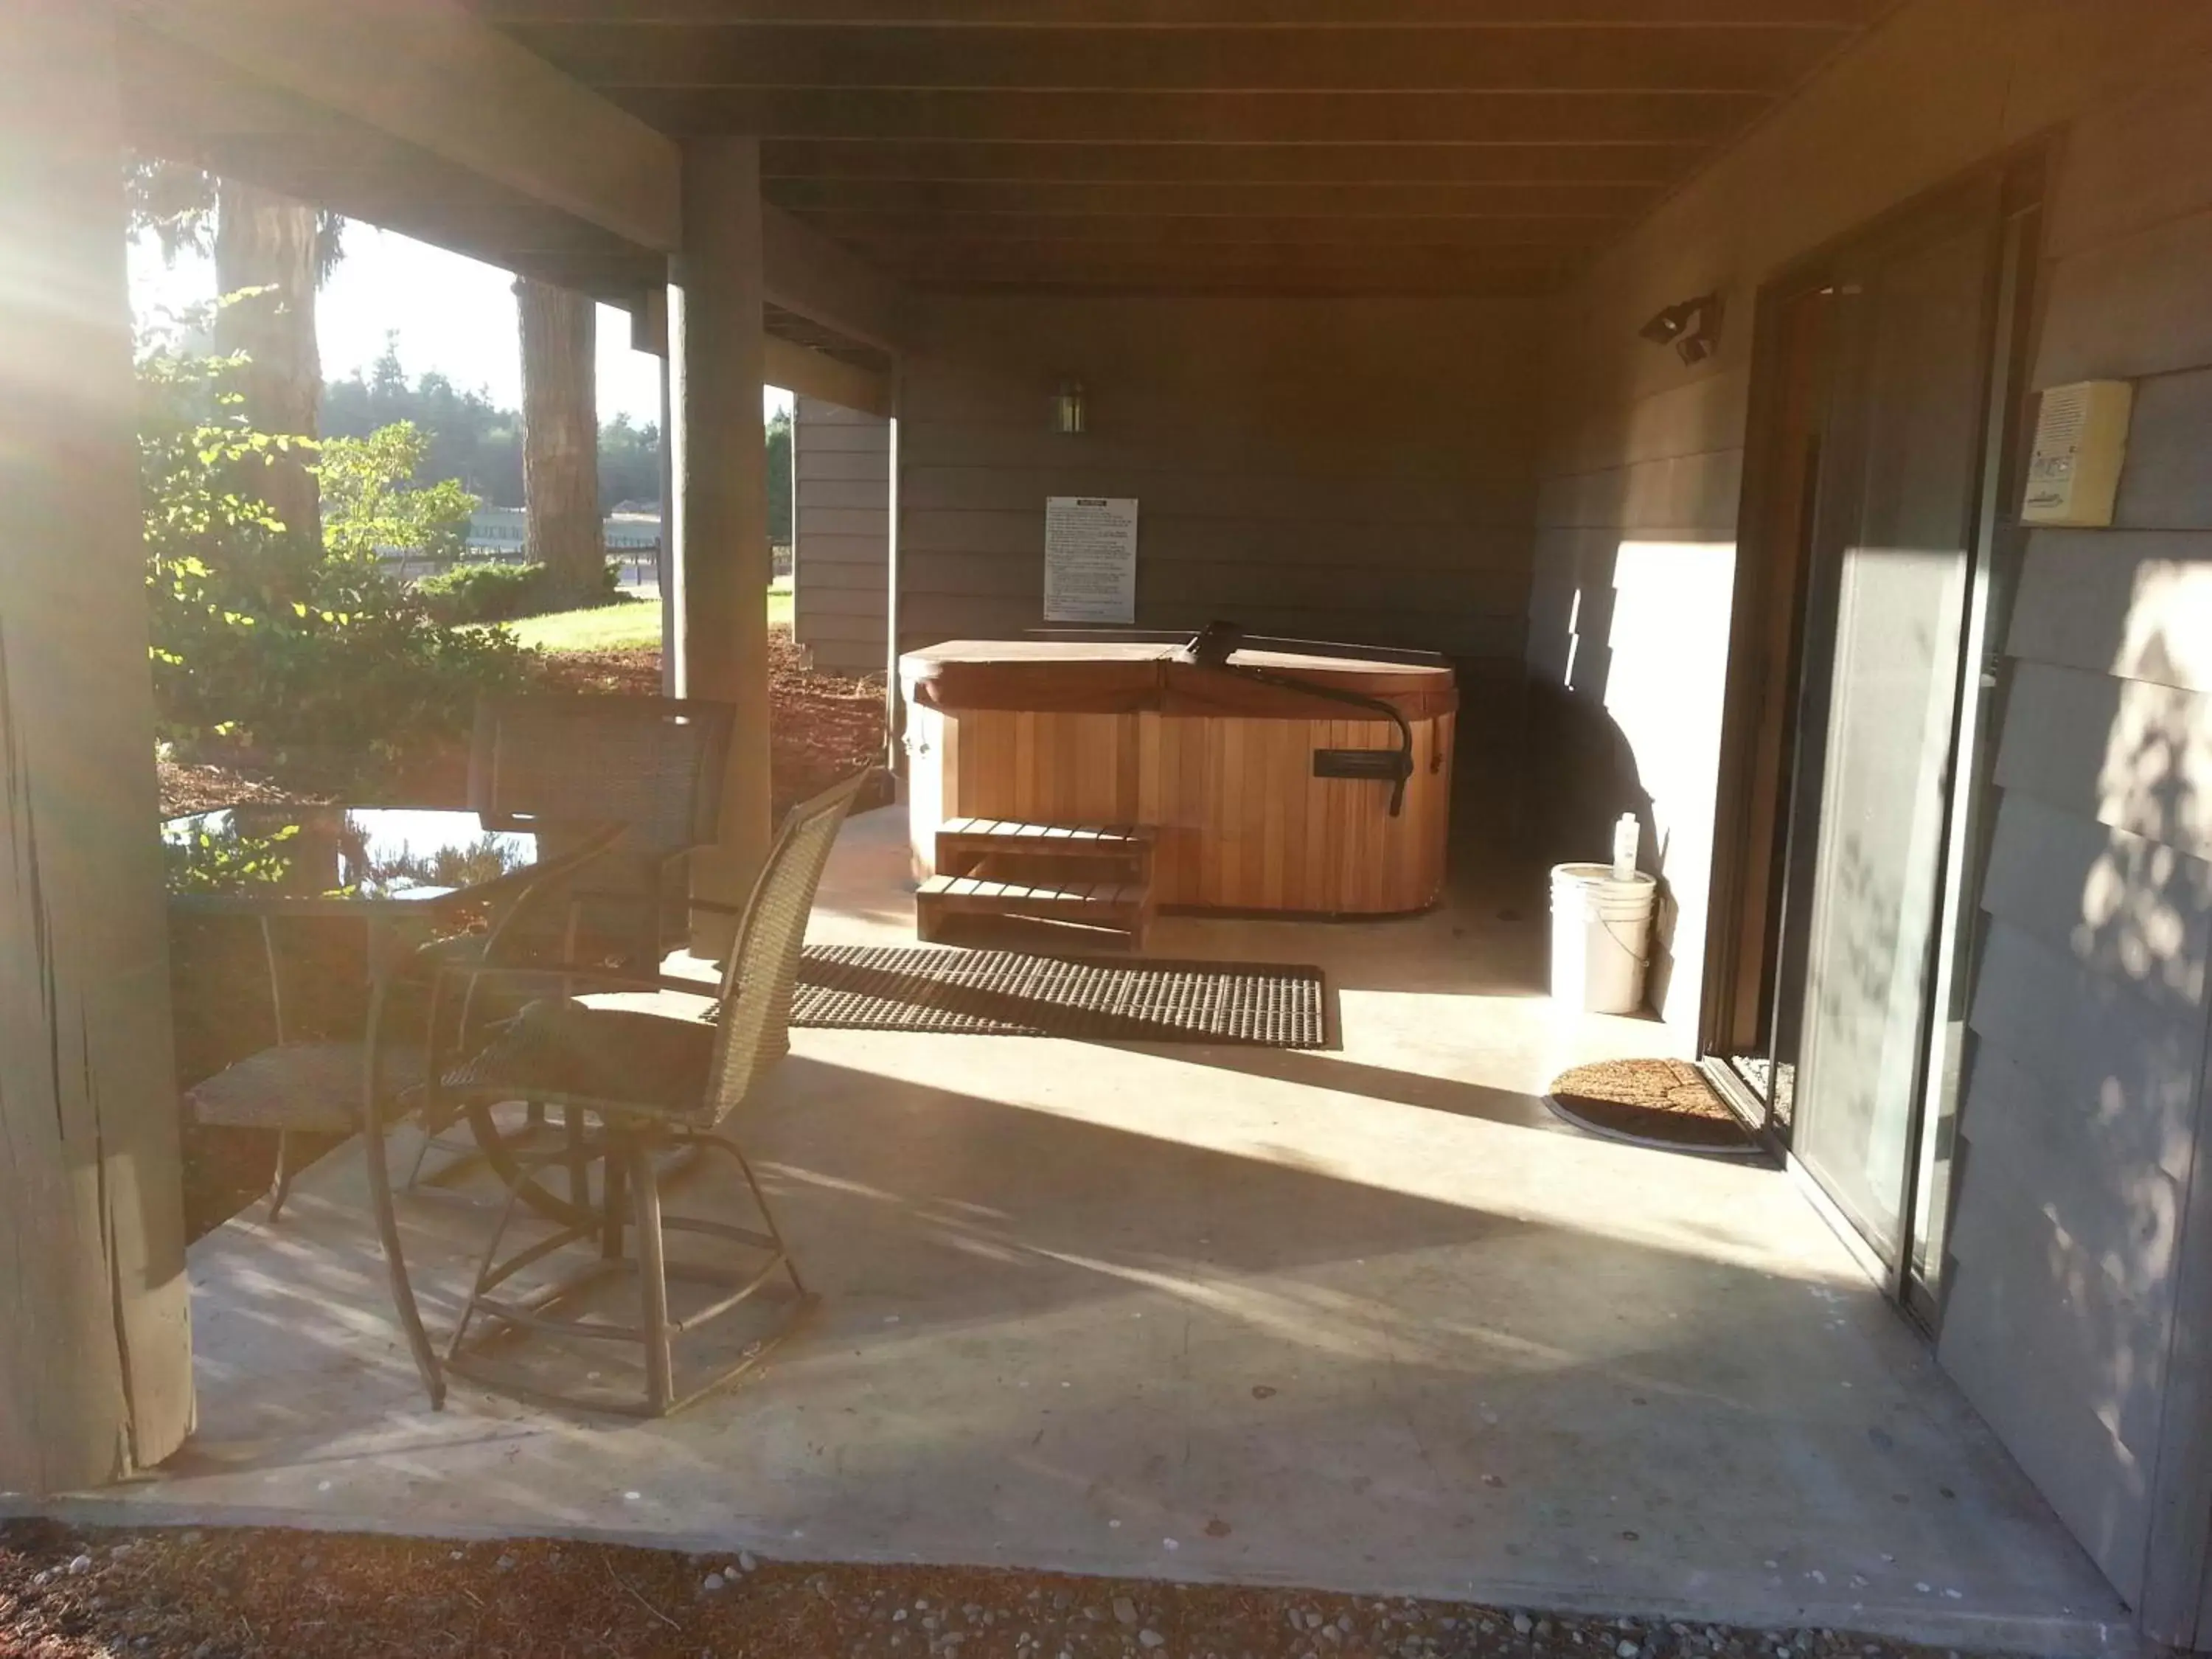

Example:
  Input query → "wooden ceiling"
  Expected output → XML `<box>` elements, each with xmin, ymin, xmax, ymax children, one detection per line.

<box><xmin>464</xmin><ymin>0</ymin><xmax>1885</xmax><ymax>297</ymax></box>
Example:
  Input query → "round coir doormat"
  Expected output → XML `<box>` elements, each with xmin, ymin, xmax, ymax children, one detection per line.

<box><xmin>1544</xmin><ymin>1057</ymin><xmax>1761</xmax><ymax>1156</ymax></box>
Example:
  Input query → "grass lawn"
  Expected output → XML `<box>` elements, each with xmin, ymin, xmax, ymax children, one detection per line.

<box><xmin>493</xmin><ymin>584</ymin><xmax>792</xmax><ymax>653</ymax></box>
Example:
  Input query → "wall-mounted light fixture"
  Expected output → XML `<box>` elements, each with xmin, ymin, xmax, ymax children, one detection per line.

<box><xmin>1051</xmin><ymin>378</ymin><xmax>1087</xmax><ymax>436</ymax></box>
<box><xmin>1638</xmin><ymin>293</ymin><xmax>1724</xmax><ymax>365</ymax></box>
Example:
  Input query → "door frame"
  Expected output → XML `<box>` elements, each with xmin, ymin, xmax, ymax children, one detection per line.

<box><xmin>1699</xmin><ymin>145</ymin><xmax>2051</xmax><ymax>1318</ymax></box>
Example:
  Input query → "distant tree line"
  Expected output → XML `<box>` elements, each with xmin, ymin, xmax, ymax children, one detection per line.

<box><xmin>322</xmin><ymin>336</ymin><xmax>795</xmax><ymax>540</ymax></box>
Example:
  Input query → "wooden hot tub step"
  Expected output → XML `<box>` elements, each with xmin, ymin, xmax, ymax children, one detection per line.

<box><xmin>917</xmin><ymin>873</ymin><xmax>1154</xmax><ymax>948</ymax></box>
<box><xmin>923</xmin><ymin>820</ymin><xmax>1158</xmax><ymax>947</ymax></box>
<box><xmin>936</xmin><ymin>818</ymin><xmax>1155</xmax><ymax>868</ymax></box>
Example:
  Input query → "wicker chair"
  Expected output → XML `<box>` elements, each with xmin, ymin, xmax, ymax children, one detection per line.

<box><xmin>430</xmin><ymin>771</ymin><xmax>866</xmax><ymax>1417</ymax></box>
<box><xmin>467</xmin><ymin>693</ymin><xmax>736</xmax><ymax>974</ymax></box>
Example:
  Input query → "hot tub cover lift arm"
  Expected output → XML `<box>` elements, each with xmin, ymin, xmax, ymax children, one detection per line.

<box><xmin>1186</xmin><ymin>620</ymin><xmax>1418</xmax><ymax>817</ymax></box>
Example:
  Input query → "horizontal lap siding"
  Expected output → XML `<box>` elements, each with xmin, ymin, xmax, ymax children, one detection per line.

<box><xmin>894</xmin><ymin>295</ymin><xmax>1541</xmax><ymax>838</ymax></box>
<box><xmin>1938</xmin><ymin>55</ymin><xmax>2212</xmax><ymax>1625</ymax></box>
<box><xmin>1520</xmin><ymin>0</ymin><xmax>2212</xmax><ymax>1626</ymax></box>
<box><xmin>793</xmin><ymin>394</ymin><xmax>891</xmax><ymax>675</ymax></box>
<box><xmin>1522</xmin><ymin>1</ymin><xmax>2212</xmax><ymax>1051</ymax></box>
<box><xmin>1529</xmin><ymin>385</ymin><xmax>1749</xmax><ymax>1031</ymax></box>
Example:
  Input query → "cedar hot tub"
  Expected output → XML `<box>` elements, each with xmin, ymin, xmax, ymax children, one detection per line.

<box><xmin>900</xmin><ymin>637</ymin><xmax>1455</xmax><ymax>916</ymax></box>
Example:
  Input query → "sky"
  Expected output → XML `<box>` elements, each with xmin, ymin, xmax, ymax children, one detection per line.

<box><xmin>127</xmin><ymin>220</ymin><xmax>791</xmax><ymax>425</ymax></box>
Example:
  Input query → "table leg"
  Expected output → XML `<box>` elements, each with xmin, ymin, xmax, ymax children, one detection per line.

<box><xmin>363</xmin><ymin>931</ymin><xmax>445</xmax><ymax>1410</ymax></box>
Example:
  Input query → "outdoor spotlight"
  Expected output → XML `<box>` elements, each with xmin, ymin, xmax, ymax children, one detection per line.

<box><xmin>1051</xmin><ymin>378</ymin><xmax>1087</xmax><ymax>435</ymax></box>
<box><xmin>1638</xmin><ymin>293</ymin><xmax>1723</xmax><ymax>364</ymax></box>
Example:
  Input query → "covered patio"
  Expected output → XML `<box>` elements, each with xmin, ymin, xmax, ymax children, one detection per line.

<box><xmin>42</xmin><ymin>807</ymin><xmax>2123</xmax><ymax>1650</ymax></box>
<box><xmin>17</xmin><ymin>1</ymin><xmax>2212</xmax><ymax>1652</ymax></box>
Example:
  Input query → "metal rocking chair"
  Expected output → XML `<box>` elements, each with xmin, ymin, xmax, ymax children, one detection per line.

<box><xmin>428</xmin><ymin>771</ymin><xmax>866</xmax><ymax>1417</ymax></box>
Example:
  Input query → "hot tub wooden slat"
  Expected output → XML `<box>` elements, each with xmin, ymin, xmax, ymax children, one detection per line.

<box><xmin>904</xmin><ymin>641</ymin><xmax>1453</xmax><ymax>917</ymax></box>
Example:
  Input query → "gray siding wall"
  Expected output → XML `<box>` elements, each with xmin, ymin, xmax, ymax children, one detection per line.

<box><xmin>792</xmin><ymin>393</ymin><xmax>891</xmax><ymax>677</ymax></box>
<box><xmin>1524</xmin><ymin>0</ymin><xmax>2212</xmax><ymax>1037</ymax></box>
<box><xmin>1524</xmin><ymin>1</ymin><xmax>2212</xmax><ymax>1629</ymax></box>
<box><xmin>1938</xmin><ymin>63</ymin><xmax>2212</xmax><ymax>1624</ymax></box>
<box><xmin>894</xmin><ymin>294</ymin><xmax>1545</xmax><ymax>835</ymax></box>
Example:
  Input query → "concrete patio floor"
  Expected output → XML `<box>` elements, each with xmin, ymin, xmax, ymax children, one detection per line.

<box><xmin>40</xmin><ymin>806</ymin><xmax>2127</xmax><ymax>1651</ymax></box>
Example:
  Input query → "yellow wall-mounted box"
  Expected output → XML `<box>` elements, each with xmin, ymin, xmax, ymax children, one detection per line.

<box><xmin>2021</xmin><ymin>379</ymin><xmax>2133</xmax><ymax>528</ymax></box>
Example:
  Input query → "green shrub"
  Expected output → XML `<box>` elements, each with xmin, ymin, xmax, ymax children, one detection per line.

<box><xmin>416</xmin><ymin>557</ymin><xmax>622</xmax><ymax>625</ymax></box>
<box><xmin>139</xmin><ymin>326</ymin><xmax>538</xmax><ymax>763</ymax></box>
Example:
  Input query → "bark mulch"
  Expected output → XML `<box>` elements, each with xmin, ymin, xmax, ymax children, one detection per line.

<box><xmin>156</xmin><ymin>757</ymin><xmax>322</xmax><ymax>817</ymax></box>
<box><xmin>0</xmin><ymin>1520</ymin><xmax>1995</xmax><ymax>1659</ymax></box>
<box><xmin>157</xmin><ymin>627</ymin><xmax>886</xmax><ymax>825</ymax></box>
<box><xmin>526</xmin><ymin>636</ymin><xmax>888</xmax><ymax>815</ymax></box>
<box><xmin>1544</xmin><ymin>1059</ymin><xmax>1759</xmax><ymax>1153</ymax></box>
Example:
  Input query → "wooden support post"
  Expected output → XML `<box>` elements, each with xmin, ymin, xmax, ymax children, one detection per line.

<box><xmin>669</xmin><ymin>138</ymin><xmax>771</xmax><ymax>959</ymax></box>
<box><xmin>657</xmin><ymin>339</ymin><xmax>677</xmax><ymax>696</ymax></box>
<box><xmin>0</xmin><ymin>1</ymin><xmax>196</xmax><ymax>1493</ymax></box>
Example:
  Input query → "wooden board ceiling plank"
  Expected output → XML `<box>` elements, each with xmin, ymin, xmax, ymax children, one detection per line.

<box><xmin>761</xmin><ymin>137</ymin><xmax>1706</xmax><ymax>185</ymax></box>
<box><xmin>862</xmin><ymin>240</ymin><xmax>1571</xmax><ymax>290</ymax></box>
<box><xmin>765</xmin><ymin>176</ymin><xmax>1664</xmax><ymax>217</ymax></box>
<box><xmin>794</xmin><ymin>209</ymin><xmax>1619</xmax><ymax>246</ymax></box>
<box><xmin>869</xmin><ymin>248</ymin><xmax>1570</xmax><ymax>276</ymax></box>
<box><xmin>915</xmin><ymin>274</ymin><xmax>1562</xmax><ymax>299</ymax></box>
<box><xmin>505</xmin><ymin>22</ymin><xmax>1843</xmax><ymax>94</ymax></box>
<box><xmin>615</xmin><ymin>87</ymin><xmax>1773</xmax><ymax>144</ymax></box>
<box><xmin>467</xmin><ymin>0</ymin><xmax>1874</xmax><ymax>27</ymax></box>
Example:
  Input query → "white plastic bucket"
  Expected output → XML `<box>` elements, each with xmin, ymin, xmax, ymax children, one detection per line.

<box><xmin>1549</xmin><ymin>861</ymin><xmax>1658</xmax><ymax>1015</ymax></box>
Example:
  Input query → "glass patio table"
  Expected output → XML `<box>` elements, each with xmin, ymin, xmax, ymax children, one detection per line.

<box><xmin>163</xmin><ymin>804</ymin><xmax>621</xmax><ymax>1408</ymax></box>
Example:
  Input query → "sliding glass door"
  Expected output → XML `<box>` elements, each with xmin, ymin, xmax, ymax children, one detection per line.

<box><xmin>1732</xmin><ymin>166</ymin><xmax>2040</xmax><ymax>1313</ymax></box>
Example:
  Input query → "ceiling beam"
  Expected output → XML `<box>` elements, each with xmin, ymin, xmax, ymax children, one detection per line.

<box><xmin>763</xmin><ymin>336</ymin><xmax>891</xmax><ymax>417</ymax></box>
<box><xmin>761</xmin><ymin>139</ymin><xmax>1704</xmax><ymax>185</ymax></box>
<box><xmin>124</xmin><ymin>0</ymin><xmax>681</xmax><ymax>252</ymax></box>
<box><xmin>759</xmin><ymin>204</ymin><xmax>906</xmax><ymax>350</ymax></box>
<box><xmin>614</xmin><ymin>88</ymin><xmax>1772</xmax><ymax>144</ymax></box>
<box><xmin>507</xmin><ymin>24</ymin><xmax>1843</xmax><ymax>93</ymax></box>
<box><xmin>119</xmin><ymin>37</ymin><xmax>665</xmax><ymax>307</ymax></box>
<box><xmin>116</xmin><ymin>26</ymin><xmax>351</xmax><ymax>140</ymax></box>
<box><xmin>469</xmin><ymin>0</ymin><xmax>1873</xmax><ymax>27</ymax></box>
<box><xmin>768</xmin><ymin>177</ymin><xmax>1665</xmax><ymax>218</ymax></box>
<box><xmin>121</xmin><ymin>24</ymin><xmax>916</xmax><ymax>341</ymax></box>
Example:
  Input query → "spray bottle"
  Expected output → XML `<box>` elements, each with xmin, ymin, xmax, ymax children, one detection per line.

<box><xmin>1611</xmin><ymin>813</ymin><xmax>1641</xmax><ymax>882</ymax></box>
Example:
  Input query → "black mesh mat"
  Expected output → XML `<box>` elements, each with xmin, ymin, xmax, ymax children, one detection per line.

<box><xmin>792</xmin><ymin>945</ymin><xmax>1326</xmax><ymax>1048</ymax></box>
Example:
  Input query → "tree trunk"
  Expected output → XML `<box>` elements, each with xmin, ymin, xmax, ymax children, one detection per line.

<box><xmin>212</xmin><ymin>179</ymin><xmax>321</xmax><ymax>546</ymax></box>
<box><xmin>516</xmin><ymin>278</ymin><xmax>601</xmax><ymax>605</ymax></box>
<box><xmin>0</xmin><ymin>0</ymin><xmax>196</xmax><ymax>1495</ymax></box>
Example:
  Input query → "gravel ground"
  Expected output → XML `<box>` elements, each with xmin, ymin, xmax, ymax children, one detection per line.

<box><xmin>0</xmin><ymin>1521</ymin><xmax>2003</xmax><ymax>1659</ymax></box>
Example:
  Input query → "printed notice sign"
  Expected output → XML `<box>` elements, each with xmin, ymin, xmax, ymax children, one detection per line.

<box><xmin>1043</xmin><ymin>496</ymin><xmax>1138</xmax><ymax>624</ymax></box>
